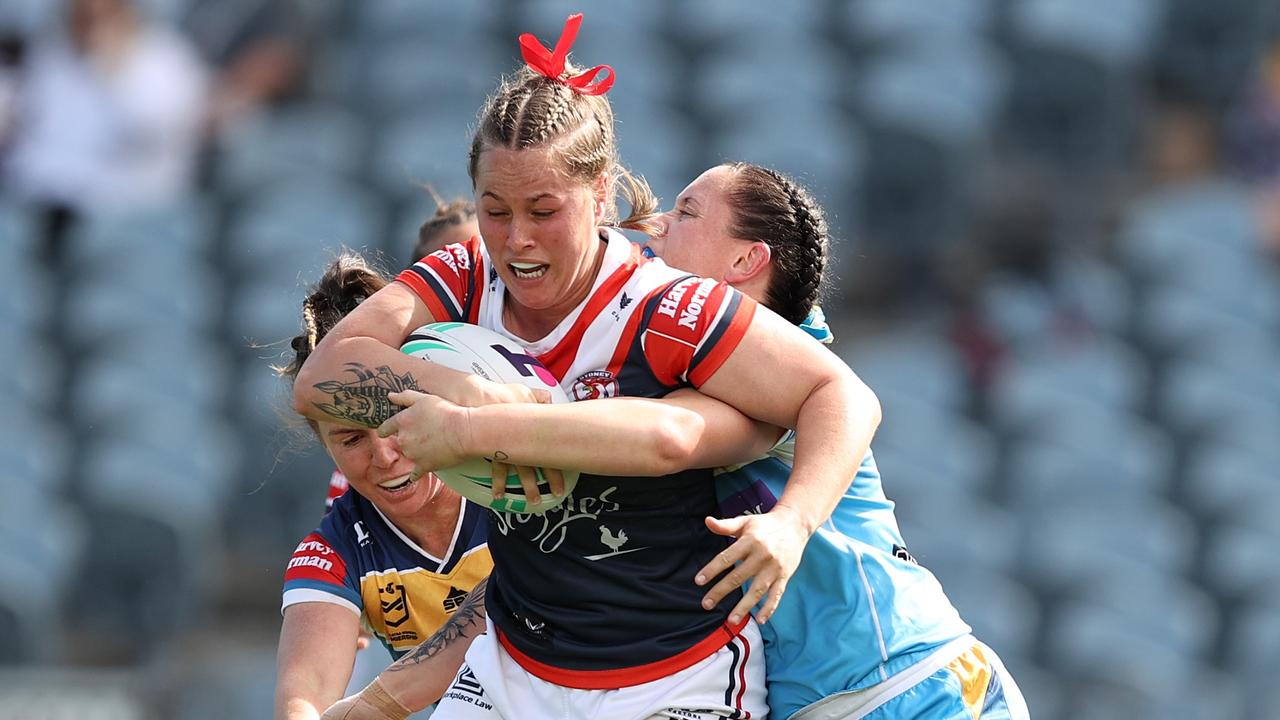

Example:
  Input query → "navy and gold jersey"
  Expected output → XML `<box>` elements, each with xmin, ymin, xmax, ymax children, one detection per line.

<box><xmin>282</xmin><ymin>490</ymin><xmax>491</xmax><ymax>658</ymax></box>
<box><xmin>396</xmin><ymin>229</ymin><xmax>758</xmax><ymax>688</ymax></box>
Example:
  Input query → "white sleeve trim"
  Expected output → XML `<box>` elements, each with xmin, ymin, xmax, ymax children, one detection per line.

<box><xmin>281</xmin><ymin>588</ymin><xmax>362</xmax><ymax>617</ymax></box>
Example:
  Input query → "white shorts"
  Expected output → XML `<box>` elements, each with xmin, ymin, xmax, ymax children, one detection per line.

<box><xmin>431</xmin><ymin>617</ymin><xmax>768</xmax><ymax>720</ymax></box>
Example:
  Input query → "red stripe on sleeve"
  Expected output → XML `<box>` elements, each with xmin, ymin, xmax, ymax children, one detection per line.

<box><xmin>688</xmin><ymin>296</ymin><xmax>756</xmax><ymax>387</ymax></box>
<box><xmin>395</xmin><ymin>269</ymin><xmax>452</xmax><ymax>323</ymax></box>
<box><xmin>283</xmin><ymin>532</ymin><xmax>348</xmax><ymax>586</ymax></box>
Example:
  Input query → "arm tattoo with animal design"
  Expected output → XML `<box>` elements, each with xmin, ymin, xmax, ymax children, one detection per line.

<box><xmin>385</xmin><ymin>578</ymin><xmax>488</xmax><ymax>671</ymax></box>
<box><xmin>311</xmin><ymin>362</ymin><xmax>420</xmax><ymax>427</ymax></box>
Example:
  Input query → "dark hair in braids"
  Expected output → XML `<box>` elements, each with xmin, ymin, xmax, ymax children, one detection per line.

<box><xmin>278</xmin><ymin>252</ymin><xmax>390</xmax><ymax>387</ymax></box>
<box><xmin>414</xmin><ymin>185</ymin><xmax>477</xmax><ymax>259</ymax></box>
<box><xmin>723</xmin><ymin>163</ymin><xmax>829</xmax><ymax>326</ymax></box>
<box><xmin>469</xmin><ymin>65</ymin><xmax>660</xmax><ymax>235</ymax></box>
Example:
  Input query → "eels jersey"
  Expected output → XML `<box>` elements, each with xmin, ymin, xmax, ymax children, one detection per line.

<box><xmin>396</xmin><ymin>229</ymin><xmax>758</xmax><ymax>689</ymax></box>
<box><xmin>717</xmin><ymin>441</ymin><xmax>972</xmax><ymax>719</ymax></box>
<box><xmin>282</xmin><ymin>490</ymin><xmax>492</xmax><ymax>659</ymax></box>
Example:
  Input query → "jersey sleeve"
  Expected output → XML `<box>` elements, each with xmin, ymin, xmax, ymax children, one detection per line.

<box><xmin>281</xmin><ymin>531</ymin><xmax>361</xmax><ymax>616</ymax></box>
<box><xmin>395</xmin><ymin>237</ymin><xmax>485</xmax><ymax>323</ymax></box>
<box><xmin>324</xmin><ymin>470</ymin><xmax>349</xmax><ymax>511</ymax></box>
<box><xmin>640</xmin><ymin>276</ymin><xmax>757</xmax><ymax>388</ymax></box>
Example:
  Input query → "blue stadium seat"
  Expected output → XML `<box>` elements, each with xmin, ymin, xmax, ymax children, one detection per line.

<box><xmin>229</xmin><ymin>177</ymin><xmax>384</xmax><ymax>283</ymax></box>
<box><xmin>1202</xmin><ymin>521</ymin><xmax>1280</xmax><ymax>599</ymax></box>
<box><xmin>68</xmin><ymin>200</ymin><xmax>213</xmax><ymax>267</ymax></box>
<box><xmin>1020</xmin><ymin>497</ymin><xmax>1196</xmax><ymax>585</ymax></box>
<box><xmin>215</xmin><ymin>104</ymin><xmax>370</xmax><ymax>195</ymax></box>
<box><xmin>360</xmin><ymin>36</ymin><xmax>504</xmax><ymax>120</ymax></box>
<box><xmin>843</xmin><ymin>0</ymin><xmax>995</xmax><ymax>47</ymax></box>
<box><xmin>841</xmin><ymin>330</ymin><xmax>970</xmax><ymax>412</ymax></box>
<box><xmin>896</xmin><ymin>492</ymin><xmax>1020</xmax><ymax>574</ymax></box>
<box><xmin>62</xmin><ymin>269</ymin><xmax>223</xmax><ymax>345</ymax></box>
<box><xmin>1117</xmin><ymin>179</ymin><xmax>1260</xmax><ymax>285</ymax></box>
<box><xmin>1046</xmin><ymin>575</ymin><xmax>1219</xmax><ymax>691</ymax></box>
<box><xmin>1185</xmin><ymin>442</ymin><xmax>1277</xmax><ymax>518</ymax></box>
<box><xmin>369</xmin><ymin>107</ymin><xmax>479</xmax><ymax>199</ymax></box>
<box><xmin>873</xmin><ymin>394</ymin><xmax>998</xmax><ymax>498</ymax></box>
<box><xmin>356</xmin><ymin>0</ymin><xmax>500</xmax><ymax>44</ymax></box>
<box><xmin>1010</xmin><ymin>0</ymin><xmax>1164</xmax><ymax>68</ymax></box>
<box><xmin>857</xmin><ymin>37</ymin><xmax>1007</xmax><ymax>147</ymax></box>
<box><xmin>1226</xmin><ymin>591</ymin><xmax>1280</xmax><ymax>714</ymax></box>
<box><xmin>675</xmin><ymin>0</ymin><xmax>824</xmax><ymax>47</ymax></box>
<box><xmin>1006</xmin><ymin>426</ymin><xmax>1172</xmax><ymax>509</ymax></box>
<box><xmin>0</xmin><ymin>501</ymin><xmax>85</xmax><ymax>662</ymax></box>
<box><xmin>1137</xmin><ymin>285</ymin><xmax>1272</xmax><ymax>361</ymax></box>
<box><xmin>989</xmin><ymin>338</ymin><xmax>1148</xmax><ymax>430</ymax></box>
<box><xmin>710</xmin><ymin>102</ymin><xmax>861</xmax><ymax>192</ymax></box>
<box><xmin>694</xmin><ymin>44</ymin><xmax>842</xmax><ymax>126</ymax></box>
<box><xmin>1160</xmin><ymin>359</ymin><xmax>1278</xmax><ymax>439</ymax></box>
<box><xmin>928</xmin><ymin>564</ymin><xmax>1041</xmax><ymax>669</ymax></box>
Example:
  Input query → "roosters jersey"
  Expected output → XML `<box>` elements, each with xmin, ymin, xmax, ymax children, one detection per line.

<box><xmin>396</xmin><ymin>229</ymin><xmax>758</xmax><ymax>688</ymax></box>
<box><xmin>282</xmin><ymin>490</ymin><xmax>492</xmax><ymax>659</ymax></box>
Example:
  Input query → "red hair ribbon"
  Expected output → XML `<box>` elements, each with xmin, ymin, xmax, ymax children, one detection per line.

<box><xmin>519</xmin><ymin>13</ymin><xmax>615</xmax><ymax>96</ymax></box>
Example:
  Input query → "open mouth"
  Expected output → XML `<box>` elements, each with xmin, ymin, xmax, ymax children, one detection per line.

<box><xmin>510</xmin><ymin>262</ymin><xmax>548</xmax><ymax>280</ymax></box>
<box><xmin>379</xmin><ymin>474</ymin><xmax>416</xmax><ymax>493</ymax></box>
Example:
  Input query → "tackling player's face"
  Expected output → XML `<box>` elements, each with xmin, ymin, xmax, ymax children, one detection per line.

<box><xmin>319</xmin><ymin>422</ymin><xmax>441</xmax><ymax>515</ymax></box>
<box><xmin>645</xmin><ymin>165</ymin><xmax>741</xmax><ymax>281</ymax></box>
<box><xmin>474</xmin><ymin>146</ymin><xmax>606</xmax><ymax>316</ymax></box>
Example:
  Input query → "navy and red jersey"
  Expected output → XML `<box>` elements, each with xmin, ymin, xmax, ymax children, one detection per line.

<box><xmin>282</xmin><ymin>489</ymin><xmax>492</xmax><ymax>658</ymax></box>
<box><xmin>396</xmin><ymin>229</ymin><xmax>758</xmax><ymax>688</ymax></box>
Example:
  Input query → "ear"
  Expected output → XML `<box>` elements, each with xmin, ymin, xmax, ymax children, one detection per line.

<box><xmin>592</xmin><ymin>172</ymin><xmax>608</xmax><ymax>217</ymax></box>
<box><xmin>725</xmin><ymin>241</ymin><xmax>771</xmax><ymax>284</ymax></box>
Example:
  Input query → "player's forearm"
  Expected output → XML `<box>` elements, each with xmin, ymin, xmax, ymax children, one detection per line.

<box><xmin>294</xmin><ymin>335</ymin><xmax>472</xmax><ymax>428</ymax></box>
<box><xmin>378</xmin><ymin>578</ymin><xmax>490</xmax><ymax>710</ymax></box>
<box><xmin>462</xmin><ymin>399</ymin><xmax>706</xmax><ymax>475</ymax></box>
<box><xmin>776</xmin><ymin>374</ymin><xmax>881</xmax><ymax>534</ymax></box>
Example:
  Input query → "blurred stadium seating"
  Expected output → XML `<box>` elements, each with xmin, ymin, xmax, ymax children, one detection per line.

<box><xmin>1</xmin><ymin>1</ymin><xmax>1278</xmax><ymax>718</ymax></box>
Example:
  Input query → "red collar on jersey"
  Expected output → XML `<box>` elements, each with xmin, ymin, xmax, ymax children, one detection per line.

<box><xmin>519</xmin><ymin>13</ymin><xmax>615</xmax><ymax>96</ymax></box>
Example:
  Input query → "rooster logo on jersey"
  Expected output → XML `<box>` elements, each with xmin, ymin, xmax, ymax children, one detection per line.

<box><xmin>571</xmin><ymin>370</ymin><xmax>618</xmax><ymax>400</ymax></box>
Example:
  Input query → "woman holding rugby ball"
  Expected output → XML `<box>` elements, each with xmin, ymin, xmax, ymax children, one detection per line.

<box><xmin>295</xmin><ymin>13</ymin><xmax>880</xmax><ymax>720</ymax></box>
<box><xmin>329</xmin><ymin>165</ymin><xmax>1028</xmax><ymax>720</ymax></box>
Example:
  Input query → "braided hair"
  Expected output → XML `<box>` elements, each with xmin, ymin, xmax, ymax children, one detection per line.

<box><xmin>414</xmin><ymin>186</ymin><xmax>477</xmax><ymax>259</ymax></box>
<box><xmin>723</xmin><ymin>163</ymin><xmax>829</xmax><ymax>326</ymax></box>
<box><xmin>278</xmin><ymin>252</ymin><xmax>390</xmax><ymax>385</ymax></box>
<box><xmin>469</xmin><ymin>65</ymin><xmax>660</xmax><ymax>235</ymax></box>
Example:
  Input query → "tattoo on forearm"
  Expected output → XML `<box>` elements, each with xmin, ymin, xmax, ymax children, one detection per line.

<box><xmin>491</xmin><ymin>451</ymin><xmax>509</xmax><ymax>462</ymax></box>
<box><xmin>386</xmin><ymin>578</ymin><xmax>488</xmax><ymax>671</ymax></box>
<box><xmin>311</xmin><ymin>363</ymin><xmax>419</xmax><ymax>427</ymax></box>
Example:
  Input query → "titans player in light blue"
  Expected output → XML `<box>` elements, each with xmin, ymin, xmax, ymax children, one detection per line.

<box><xmin>329</xmin><ymin>164</ymin><xmax>1029</xmax><ymax>719</ymax></box>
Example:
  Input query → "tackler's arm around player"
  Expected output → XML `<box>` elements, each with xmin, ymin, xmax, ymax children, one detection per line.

<box><xmin>691</xmin><ymin>304</ymin><xmax>882</xmax><ymax>625</ymax></box>
<box><xmin>378</xmin><ymin>386</ymin><xmax>779</xmax><ymax>479</ymax></box>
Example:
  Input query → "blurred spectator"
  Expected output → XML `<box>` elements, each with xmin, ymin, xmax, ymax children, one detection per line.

<box><xmin>1225</xmin><ymin>40</ymin><xmax>1280</xmax><ymax>259</ymax></box>
<box><xmin>180</xmin><ymin>0</ymin><xmax>308</xmax><ymax>136</ymax></box>
<box><xmin>1147</xmin><ymin>102</ymin><xmax>1218</xmax><ymax>187</ymax></box>
<box><xmin>2</xmin><ymin>0</ymin><xmax>207</xmax><ymax>257</ymax></box>
<box><xmin>1226</xmin><ymin>41</ymin><xmax>1280</xmax><ymax>184</ymax></box>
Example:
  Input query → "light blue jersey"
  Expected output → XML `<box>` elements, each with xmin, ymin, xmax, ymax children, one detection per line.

<box><xmin>715</xmin><ymin>442</ymin><xmax>972</xmax><ymax>719</ymax></box>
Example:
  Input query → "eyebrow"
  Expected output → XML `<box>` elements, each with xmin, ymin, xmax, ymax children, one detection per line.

<box><xmin>328</xmin><ymin>428</ymin><xmax>361</xmax><ymax>440</ymax></box>
<box><xmin>481</xmin><ymin>191</ymin><xmax>558</xmax><ymax>202</ymax></box>
<box><xmin>678</xmin><ymin>195</ymin><xmax>700</xmax><ymax>211</ymax></box>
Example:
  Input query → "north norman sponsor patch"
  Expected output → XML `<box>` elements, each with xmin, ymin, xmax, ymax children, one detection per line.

<box><xmin>357</xmin><ymin>548</ymin><xmax>491</xmax><ymax>651</ymax></box>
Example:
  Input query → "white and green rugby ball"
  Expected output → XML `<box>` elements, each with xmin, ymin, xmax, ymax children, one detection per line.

<box><xmin>400</xmin><ymin>322</ymin><xmax>578</xmax><ymax>514</ymax></box>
